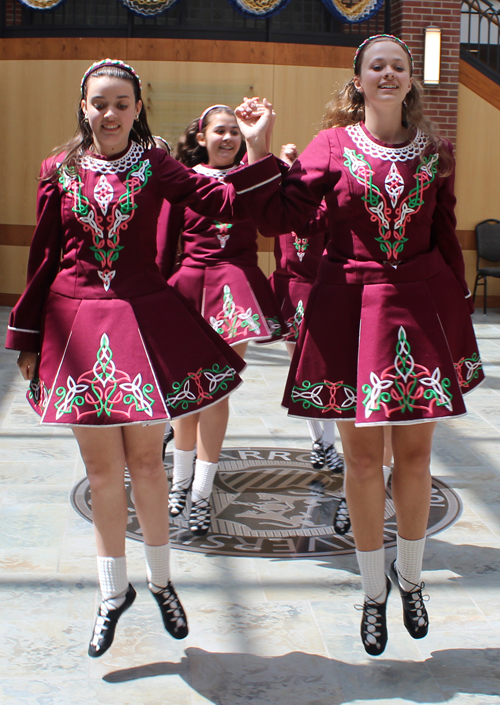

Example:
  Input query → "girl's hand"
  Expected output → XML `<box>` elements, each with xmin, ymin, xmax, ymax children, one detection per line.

<box><xmin>235</xmin><ymin>97</ymin><xmax>274</xmax><ymax>163</ymax></box>
<box><xmin>17</xmin><ymin>351</ymin><xmax>39</xmax><ymax>381</ymax></box>
<box><xmin>279</xmin><ymin>143</ymin><xmax>298</xmax><ymax>167</ymax></box>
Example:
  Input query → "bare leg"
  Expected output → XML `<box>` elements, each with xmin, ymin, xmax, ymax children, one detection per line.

<box><xmin>196</xmin><ymin>340</ymin><xmax>247</xmax><ymax>462</ymax></box>
<box><xmin>337</xmin><ymin>421</ymin><xmax>385</xmax><ymax>551</ymax></box>
<box><xmin>73</xmin><ymin>426</ymin><xmax>128</xmax><ymax>557</ymax></box>
<box><xmin>172</xmin><ymin>412</ymin><xmax>199</xmax><ymax>452</ymax></box>
<box><xmin>285</xmin><ymin>341</ymin><xmax>296</xmax><ymax>360</ymax></box>
<box><xmin>391</xmin><ymin>422</ymin><xmax>435</xmax><ymax>540</ymax></box>
<box><xmin>383</xmin><ymin>425</ymin><xmax>393</xmax><ymax>467</ymax></box>
<box><xmin>124</xmin><ymin>423</ymin><xmax>169</xmax><ymax>546</ymax></box>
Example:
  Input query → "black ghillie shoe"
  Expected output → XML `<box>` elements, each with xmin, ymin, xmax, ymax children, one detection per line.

<box><xmin>324</xmin><ymin>444</ymin><xmax>344</xmax><ymax>473</ymax></box>
<box><xmin>168</xmin><ymin>482</ymin><xmax>190</xmax><ymax>517</ymax></box>
<box><xmin>189</xmin><ymin>497</ymin><xmax>211</xmax><ymax>536</ymax></box>
<box><xmin>88</xmin><ymin>583</ymin><xmax>136</xmax><ymax>658</ymax></box>
<box><xmin>390</xmin><ymin>560</ymin><xmax>429</xmax><ymax>639</ymax></box>
<box><xmin>150</xmin><ymin>581</ymin><xmax>189</xmax><ymax>640</ymax></box>
<box><xmin>310</xmin><ymin>440</ymin><xmax>325</xmax><ymax>470</ymax></box>
<box><xmin>356</xmin><ymin>576</ymin><xmax>391</xmax><ymax>656</ymax></box>
<box><xmin>162</xmin><ymin>426</ymin><xmax>175</xmax><ymax>461</ymax></box>
<box><xmin>333</xmin><ymin>497</ymin><xmax>351</xmax><ymax>535</ymax></box>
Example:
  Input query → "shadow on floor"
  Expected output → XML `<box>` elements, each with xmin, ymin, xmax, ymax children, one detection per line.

<box><xmin>103</xmin><ymin>646</ymin><xmax>500</xmax><ymax>703</ymax></box>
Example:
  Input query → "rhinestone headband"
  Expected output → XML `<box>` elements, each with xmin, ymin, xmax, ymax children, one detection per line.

<box><xmin>81</xmin><ymin>59</ymin><xmax>142</xmax><ymax>93</ymax></box>
<box><xmin>198</xmin><ymin>105</ymin><xmax>232</xmax><ymax>133</ymax></box>
<box><xmin>353</xmin><ymin>34</ymin><xmax>414</xmax><ymax>76</ymax></box>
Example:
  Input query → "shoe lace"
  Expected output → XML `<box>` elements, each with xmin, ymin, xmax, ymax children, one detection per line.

<box><xmin>191</xmin><ymin>498</ymin><xmax>209</xmax><ymax>518</ymax></box>
<box><xmin>334</xmin><ymin>499</ymin><xmax>350</xmax><ymax>528</ymax></box>
<box><xmin>354</xmin><ymin>598</ymin><xmax>385</xmax><ymax>647</ymax></box>
<box><xmin>324</xmin><ymin>444</ymin><xmax>343</xmax><ymax>469</ymax></box>
<box><xmin>406</xmin><ymin>582</ymin><xmax>430</xmax><ymax>626</ymax></box>
<box><xmin>90</xmin><ymin>603</ymin><xmax>112</xmax><ymax>647</ymax></box>
<box><xmin>393</xmin><ymin>562</ymin><xmax>430</xmax><ymax>627</ymax></box>
<box><xmin>156</xmin><ymin>585</ymin><xmax>187</xmax><ymax>628</ymax></box>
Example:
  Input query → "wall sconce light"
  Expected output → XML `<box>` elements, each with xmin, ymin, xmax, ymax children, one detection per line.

<box><xmin>423</xmin><ymin>26</ymin><xmax>442</xmax><ymax>86</ymax></box>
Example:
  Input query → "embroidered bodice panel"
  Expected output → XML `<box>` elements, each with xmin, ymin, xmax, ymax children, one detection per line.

<box><xmin>179</xmin><ymin>163</ymin><xmax>259</xmax><ymax>268</ymax></box>
<box><xmin>314</xmin><ymin>126</ymin><xmax>453</xmax><ymax>265</ymax></box>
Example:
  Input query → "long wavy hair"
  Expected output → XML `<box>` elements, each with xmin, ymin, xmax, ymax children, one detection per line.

<box><xmin>321</xmin><ymin>37</ymin><xmax>453</xmax><ymax>176</ymax></box>
<box><xmin>175</xmin><ymin>106</ymin><xmax>246</xmax><ymax>168</ymax></box>
<box><xmin>45</xmin><ymin>64</ymin><xmax>155</xmax><ymax>180</ymax></box>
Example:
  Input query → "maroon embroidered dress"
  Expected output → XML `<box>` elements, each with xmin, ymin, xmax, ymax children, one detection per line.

<box><xmin>4</xmin><ymin>143</ymin><xmax>268</xmax><ymax>426</ymax></box>
<box><xmin>158</xmin><ymin>163</ymin><xmax>285</xmax><ymax>347</ymax></box>
<box><xmin>227</xmin><ymin>123</ymin><xmax>484</xmax><ymax>426</ymax></box>
<box><xmin>269</xmin><ymin>203</ymin><xmax>328</xmax><ymax>342</ymax></box>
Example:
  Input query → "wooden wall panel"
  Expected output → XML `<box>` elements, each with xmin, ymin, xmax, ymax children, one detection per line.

<box><xmin>272</xmin><ymin>65</ymin><xmax>352</xmax><ymax>153</ymax></box>
<box><xmin>0</xmin><ymin>37</ymin><xmax>355</xmax><ymax>69</ymax></box>
<box><xmin>0</xmin><ymin>246</ymin><xmax>29</xmax><ymax>294</ymax></box>
<box><xmin>455</xmin><ymin>84</ymin><xmax>500</xmax><ymax>236</ymax></box>
<box><xmin>137</xmin><ymin>60</ymin><xmax>274</xmax><ymax>150</ymax></box>
<box><xmin>459</xmin><ymin>58</ymin><xmax>500</xmax><ymax>112</ymax></box>
<box><xmin>0</xmin><ymin>59</ymin><xmax>88</xmax><ymax>225</ymax></box>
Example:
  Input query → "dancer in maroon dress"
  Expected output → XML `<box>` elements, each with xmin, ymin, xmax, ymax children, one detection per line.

<box><xmin>230</xmin><ymin>36</ymin><xmax>484</xmax><ymax>655</ymax></box>
<box><xmin>5</xmin><ymin>60</ymin><xmax>271</xmax><ymax>657</ymax></box>
<box><xmin>157</xmin><ymin>105</ymin><xmax>284</xmax><ymax>537</ymax></box>
<box><xmin>271</xmin><ymin>144</ymin><xmax>344</xmax><ymax>475</ymax></box>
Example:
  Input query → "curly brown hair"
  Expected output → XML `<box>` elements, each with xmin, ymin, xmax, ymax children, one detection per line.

<box><xmin>321</xmin><ymin>37</ymin><xmax>454</xmax><ymax>176</ymax></box>
<box><xmin>175</xmin><ymin>107</ymin><xmax>246</xmax><ymax>168</ymax></box>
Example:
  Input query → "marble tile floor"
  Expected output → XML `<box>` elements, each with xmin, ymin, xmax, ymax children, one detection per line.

<box><xmin>1</xmin><ymin>305</ymin><xmax>500</xmax><ymax>704</ymax></box>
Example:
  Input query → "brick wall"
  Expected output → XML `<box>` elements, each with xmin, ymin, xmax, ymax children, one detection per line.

<box><xmin>391</xmin><ymin>0</ymin><xmax>461</xmax><ymax>145</ymax></box>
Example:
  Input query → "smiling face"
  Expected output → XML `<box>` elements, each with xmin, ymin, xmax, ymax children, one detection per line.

<box><xmin>353</xmin><ymin>39</ymin><xmax>412</xmax><ymax>111</ymax></box>
<box><xmin>82</xmin><ymin>75</ymin><xmax>142</xmax><ymax>157</ymax></box>
<box><xmin>197</xmin><ymin>111</ymin><xmax>242</xmax><ymax>168</ymax></box>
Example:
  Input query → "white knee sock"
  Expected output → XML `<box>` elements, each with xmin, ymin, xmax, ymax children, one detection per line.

<box><xmin>97</xmin><ymin>555</ymin><xmax>128</xmax><ymax>608</ymax></box>
<box><xmin>307</xmin><ymin>420</ymin><xmax>323</xmax><ymax>443</ymax></box>
<box><xmin>192</xmin><ymin>459</ymin><xmax>218</xmax><ymax>502</ymax></box>
<box><xmin>356</xmin><ymin>547</ymin><xmax>387</xmax><ymax>603</ymax></box>
<box><xmin>322</xmin><ymin>420</ymin><xmax>336</xmax><ymax>446</ymax></box>
<box><xmin>145</xmin><ymin>543</ymin><xmax>171</xmax><ymax>592</ymax></box>
<box><xmin>172</xmin><ymin>447</ymin><xmax>195</xmax><ymax>489</ymax></box>
<box><xmin>395</xmin><ymin>535</ymin><xmax>426</xmax><ymax>591</ymax></box>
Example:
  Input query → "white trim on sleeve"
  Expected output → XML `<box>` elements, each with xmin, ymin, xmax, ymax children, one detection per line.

<box><xmin>7</xmin><ymin>326</ymin><xmax>39</xmax><ymax>334</ymax></box>
<box><xmin>235</xmin><ymin>173</ymin><xmax>281</xmax><ymax>195</ymax></box>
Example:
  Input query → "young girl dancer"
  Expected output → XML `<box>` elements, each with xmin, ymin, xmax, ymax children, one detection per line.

<box><xmin>6</xmin><ymin>60</ymin><xmax>270</xmax><ymax>658</ymax></box>
<box><xmin>231</xmin><ymin>36</ymin><xmax>484</xmax><ymax>655</ymax></box>
<box><xmin>156</xmin><ymin>105</ymin><xmax>284</xmax><ymax>537</ymax></box>
<box><xmin>272</xmin><ymin>144</ymin><xmax>344</xmax><ymax>474</ymax></box>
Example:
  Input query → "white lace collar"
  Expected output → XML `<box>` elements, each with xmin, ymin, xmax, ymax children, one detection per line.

<box><xmin>193</xmin><ymin>163</ymin><xmax>241</xmax><ymax>182</ymax></box>
<box><xmin>345</xmin><ymin>123</ymin><xmax>428</xmax><ymax>162</ymax></box>
<box><xmin>79</xmin><ymin>142</ymin><xmax>145</xmax><ymax>174</ymax></box>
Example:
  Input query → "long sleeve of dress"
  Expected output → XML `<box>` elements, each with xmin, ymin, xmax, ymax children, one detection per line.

<box><xmin>155</xmin><ymin>153</ymin><xmax>280</xmax><ymax>223</ymax></box>
<box><xmin>156</xmin><ymin>200</ymin><xmax>184</xmax><ymax>280</ymax></box>
<box><xmin>6</xmin><ymin>170</ymin><xmax>62</xmax><ymax>352</ymax></box>
<box><xmin>226</xmin><ymin>132</ymin><xmax>337</xmax><ymax>235</ymax></box>
<box><xmin>430</xmin><ymin>149</ymin><xmax>472</xmax><ymax>309</ymax></box>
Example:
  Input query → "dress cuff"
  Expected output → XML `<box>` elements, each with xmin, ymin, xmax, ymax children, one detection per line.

<box><xmin>5</xmin><ymin>326</ymin><xmax>40</xmax><ymax>353</ymax></box>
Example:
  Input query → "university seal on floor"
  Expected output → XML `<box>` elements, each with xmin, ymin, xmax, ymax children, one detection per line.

<box><xmin>71</xmin><ymin>446</ymin><xmax>462</xmax><ymax>558</ymax></box>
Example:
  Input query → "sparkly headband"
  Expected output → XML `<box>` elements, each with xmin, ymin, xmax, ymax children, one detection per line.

<box><xmin>198</xmin><ymin>105</ymin><xmax>232</xmax><ymax>133</ymax></box>
<box><xmin>353</xmin><ymin>34</ymin><xmax>414</xmax><ymax>75</ymax></box>
<box><xmin>80</xmin><ymin>59</ymin><xmax>142</xmax><ymax>92</ymax></box>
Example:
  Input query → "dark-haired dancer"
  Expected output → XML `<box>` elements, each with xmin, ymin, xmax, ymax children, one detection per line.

<box><xmin>5</xmin><ymin>60</ymin><xmax>271</xmax><ymax>657</ymax></box>
<box><xmin>157</xmin><ymin>104</ymin><xmax>284</xmax><ymax>537</ymax></box>
<box><xmin>272</xmin><ymin>144</ymin><xmax>344</xmax><ymax>476</ymax></box>
<box><xmin>231</xmin><ymin>35</ymin><xmax>484</xmax><ymax>655</ymax></box>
